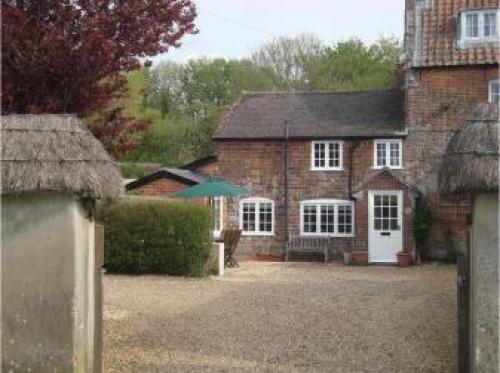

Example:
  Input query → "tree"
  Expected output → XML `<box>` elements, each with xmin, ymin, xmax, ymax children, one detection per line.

<box><xmin>2</xmin><ymin>0</ymin><xmax>197</xmax><ymax>155</ymax></box>
<box><xmin>181</xmin><ymin>58</ymin><xmax>241</xmax><ymax>120</ymax></box>
<box><xmin>150</xmin><ymin>62</ymin><xmax>185</xmax><ymax>118</ymax></box>
<box><xmin>251</xmin><ymin>33</ymin><xmax>324</xmax><ymax>91</ymax></box>
<box><xmin>312</xmin><ymin>37</ymin><xmax>403</xmax><ymax>91</ymax></box>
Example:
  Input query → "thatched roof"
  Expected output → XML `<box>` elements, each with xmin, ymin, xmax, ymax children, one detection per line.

<box><xmin>1</xmin><ymin>114</ymin><xmax>122</xmax><ymax>199</ymax></box>
<box><xmin>439</xmin><ymin>104</ymin><xmax>499</xmax><ymax>194</ymax></box>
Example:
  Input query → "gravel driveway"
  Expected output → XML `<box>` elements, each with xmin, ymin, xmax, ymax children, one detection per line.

<box><xmin>103</xmin><ymin>262</ymin><xmax>456</xmax><ymax>372</ymax></box>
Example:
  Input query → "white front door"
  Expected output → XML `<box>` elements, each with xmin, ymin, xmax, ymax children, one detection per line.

<box><xmin>368</xmin><ymin>191</ymin><xmax>403</xmax><ymax>263</ymax></box>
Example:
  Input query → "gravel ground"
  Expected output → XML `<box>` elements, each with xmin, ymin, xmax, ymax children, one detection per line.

<box><xmin>103</xmin><ymin>262</ymin><xmax>457</xmax><ymax>372</ymax></box>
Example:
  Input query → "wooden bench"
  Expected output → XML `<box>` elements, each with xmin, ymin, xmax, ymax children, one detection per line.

<box><xmin>285</xmin><ymin>237</ymin><xmax>332</xmax><ymax>263</ymax></box>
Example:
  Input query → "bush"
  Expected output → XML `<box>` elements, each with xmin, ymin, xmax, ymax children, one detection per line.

<box><xmin>97</xmin><ymin>199</ymin><xmax>212</xmax><ymax>277</ymax></box>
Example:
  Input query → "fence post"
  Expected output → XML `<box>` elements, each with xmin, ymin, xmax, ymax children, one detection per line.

<box><xmin>94</xmin><ymin>224</ymin><xmax>104</xmax><ymax>373</ymax></box>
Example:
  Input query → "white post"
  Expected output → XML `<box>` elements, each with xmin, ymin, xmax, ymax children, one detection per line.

<box><xmin>218</xmin><ymin>243</ymin><xmax>224</xmax><ymax>277</ymax></box>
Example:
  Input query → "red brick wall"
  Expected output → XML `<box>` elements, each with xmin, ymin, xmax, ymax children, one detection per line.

<box><xmin>132</xmin><ymin>178</ymin><xmax>192</xmax><ymax>197</ymax></box>
<box><xmin>217</xmin><ymin>139</ymin><xmax>414</xmax><ymax>257</ymax></box>
<box><xmin>217</xmin><ymin>141</ymin><xmax>286</xmax><ymax>255</ymax></box>
<box><xmin>405</xmin><ymin>65</ymin><xmax>497</xmax><ymax>258</ymax></box>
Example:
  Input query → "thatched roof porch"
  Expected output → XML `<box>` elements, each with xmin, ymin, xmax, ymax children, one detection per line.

<box><xmin>1</xmin><ymin>114</ymin><xmax>122</xmax><ymax>199</ymax></box>
<box><xmin>439</xmin><ymin>104</ymin><xmax>499</xmax><ymax>194</ymax></box>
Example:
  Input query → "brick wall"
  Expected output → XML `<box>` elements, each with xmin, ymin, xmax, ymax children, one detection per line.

<box><xmin>217</xmin><ymin>139</ymin><xmax>413</xmax><ymax>257</ymax></box>
<box><xmin>405</xmin><ymin>65</ymin><xmax>498</xmax><ymax>258</ymax></box>
<box><xmin>131</xmin><ymin>178</ymin><xmax>194</xmax><ymax>198</ymax></box>
<box><xmin>217</xmin><ymin>141</ymin><xmax>285</xmax><ymax>255</ymax></box>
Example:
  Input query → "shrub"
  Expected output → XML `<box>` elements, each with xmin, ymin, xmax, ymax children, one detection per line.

<box><xmin>97</xmin><ymin>199</ymin><xmax>212</xmax><ymax>277</ymax></box>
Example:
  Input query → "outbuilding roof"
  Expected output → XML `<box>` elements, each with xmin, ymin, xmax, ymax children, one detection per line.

<box><xmin>1</xmin><ymin>114</ymin><xmax>122</xmax><ymax>199</ymax></box>
<box><xmin>213</xmin><ymin>89</ymin><xmax>405</xmax><ymax>140</ymax></box>
<box><xmin>180</xmin><ymin>155</ymin><xmax>218</xmax><ymax>172</ymax></box>
<box><xmin>126</xmin><ymin>167</ymin><xmax>208</xmax><ymax>191</ymax></box>
<box><xmin>439</xmin><ymin>104</ymin><xmax>499</xmax><ymax>194</ymax></box>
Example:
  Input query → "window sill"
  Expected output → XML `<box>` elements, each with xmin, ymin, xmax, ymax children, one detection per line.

<box><xmin>300</xmin><ymin>233</ymin><xmax>355</xmax><ymax>238</ymax></box>
<box><xmin>458</xmin><ymin>37</ymin><xmax>499</xmax><ymax>48</ymax></box>
<box><xmin>242</xmin><ymin>232</ymin><xmax>275</xmax><ymax>237</ymax></box>
<box><xmin>372</xmin><ymin>166</ymin><xmax>404</xmax><ymax>170</ymax></box>
<box><xmin>310</xmin><ymin>168</ymin><xmax>344</xmax><ymax>172</ymax></box>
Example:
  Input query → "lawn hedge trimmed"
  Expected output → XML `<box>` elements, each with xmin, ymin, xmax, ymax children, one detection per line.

<box><xmin>97</xmin><ymin>199</ymin><xmax>212</xmax><ymax>277</ymax></box>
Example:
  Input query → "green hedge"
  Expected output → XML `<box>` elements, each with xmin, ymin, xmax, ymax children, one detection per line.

<box><xmin>97</xmin><ymin>199</ymin><xmax>212</xmax><ymax>277</ymax></box>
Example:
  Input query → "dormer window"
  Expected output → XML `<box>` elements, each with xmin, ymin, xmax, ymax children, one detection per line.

<box><xmin>459</xmin><ymin>9</ymin><xmax>499</xmax><ymax>46</ymax></box>
<box><xmin>311</xmin><ymin>141</ymin><xmax>343</xmax><ymax>171</ymax></box>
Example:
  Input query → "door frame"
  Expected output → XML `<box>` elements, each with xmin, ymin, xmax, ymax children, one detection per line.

<box><xmin>368</xmin><ymin>190</ymin><xmax>404</xmax><ymax>263</ymax></box>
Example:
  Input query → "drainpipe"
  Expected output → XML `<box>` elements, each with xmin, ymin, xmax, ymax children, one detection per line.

<box><xmin>348</xmin><ymin>140</ymin><xmax>362</xmax><ymax>199</ymax></box>
<box><xmin>284</xmin><ymin>121</ymin><xmax>290</xmax><ymax>257</ymax></box>
<box><xmin>348</xmin><ymin>140</ymin><xmax>362</xmax><ymax>255</ymax></box>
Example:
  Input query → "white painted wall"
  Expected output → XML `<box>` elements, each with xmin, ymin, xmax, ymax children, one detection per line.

<box><xmin>1</xmin><ymin>192</ymin><xmax>96</xmax><ymax>372</ymax></box>
<box><xmin>471</xmin><ymin>193</ymin><xmax>499</xmax><ymax>373</ymax></box>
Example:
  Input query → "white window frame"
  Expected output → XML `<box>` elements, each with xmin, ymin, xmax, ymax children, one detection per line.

<box><xmin>489</xmin><ymin>80</ymin><xmax>500</xmax><ymax>105</ymax></box>
<box><xmin>300</xmin><ymin>199</ymin><xmax>355</xmax><ymax>238</ymax></box>
<box><xmin>459</xmin><ymin>9</ymin><xmax>499</xmax><ymax>47</ymax></box>
<box><xmin>373</xmin><ymin>139</ymin><xmax>403</xmax><ymax>169</ymax></box>
<box><xmin>239</xmin><ymin>197</ymin><xmax>275</xmax><ymax>236</ymax></box>
<box><xmin>310</xmin><ymin>141</ymin><xmax>344</xmax><ymax>171</ymax></box>
<box><xmin>210</xmin><ymin>197</ymin><xmax>224</xmax><ymax>239</ymax></box>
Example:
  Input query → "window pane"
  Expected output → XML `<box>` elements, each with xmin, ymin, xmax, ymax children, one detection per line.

<box><xmin>303</xmin><ymin>205</ymin><xmax>317</xmax><ymax>233</ymax></box>
<box><xmin>376</xmin><ymin>143</ymin><xmax>386</xmax><ymax>167</ymax></box>
<box><xmin>390</xmin><ymin>207</ymin><xmax>398</xmax><ymax>218</ymax></box>
<box><xmin>390</xmin><ymin>218</ymin><xmax>399</xmax><ymax>230</ymax></box>
<box><xmin>382</xmin><ymin>219</ymin><xmax>389</xmax><ymax>230</ymax></box>
<box><xmin>490</xmin><ymin>81</ymin><xmax>500</xmax><ymax>105</ymax></box>
<box><xmin>390</xmin><ymin>142</ymin><xmax>400</xmax><ymax>167</ymax></box>
<box><xmin>320</xmin><ymin>205</ymin><xmax>335</xmax><ymax>233</ymax></box>
<box><xmin>212</xmin><ymin>198</ymin><xmax>221</xmax><ymax>232</ymax></box>
<box><xmin>314</xmin><ymin>143</ymin><xmax>326</xmax><ymax>168</ymax></box>
<box><xmin>338</xmin><ymin>205</ymin><xmax>352</xmax><ymax>234</ymax></box>
<box><xmin>484</xmin><ymin>13</ymin><xmax>497</xmax><ymax>37</ymax></box>
<box><xmin>259</xmin><ymin>203</ymin><xmax>272</xmax><ymax>232</ymax></box>
<box><xmin>243</xmin><ymin>203</ymin><xmax>256</xmax><ymax>231</ymax></box>
<box><xmin>374</xmin><ymin>219</ymin><xmax>382</xmax><ymax>230</ymax></box>
<box><xmin>374</xmin><ymin>196</ymin><xmax>382</xmax><ymax>206</ymax></box>
<box><xmin>466</xmin><ymin>14</ymin><xmax>479</xmax><ymax>37</ymax></box>
<box><xmin>328</xmin><ymin>142</ymin><xmax>340</xmax><ymax>168</ymax></box>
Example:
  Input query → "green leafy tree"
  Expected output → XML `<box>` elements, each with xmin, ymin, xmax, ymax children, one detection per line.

<box><xmin>312</xmin><ymin>37</ymin><xmax>402</xmax><ymax>91</ymax></box>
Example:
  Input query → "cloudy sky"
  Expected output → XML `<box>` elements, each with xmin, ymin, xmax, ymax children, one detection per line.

<box><xmin>156</xmin><ymin>0</ymin><xmax>405</xmax><ymax>63</ymax></box>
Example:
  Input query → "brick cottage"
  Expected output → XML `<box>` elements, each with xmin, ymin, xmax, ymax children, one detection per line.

<box><xmin>212</xmin><ymin>0</ymin><xmax>499</xmax><ymax>262</ymax></box>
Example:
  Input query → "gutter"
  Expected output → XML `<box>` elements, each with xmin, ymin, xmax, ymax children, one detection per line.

<box><xmin>213</xmin><ymin>131</ymin><xmax>409</xmax><ymax>142</ymax></box>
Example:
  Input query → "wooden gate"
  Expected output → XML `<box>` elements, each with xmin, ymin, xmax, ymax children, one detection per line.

<box><xmin>457</xmin><ymin>228</ymin><xmax>471</xmax><ymax>373</ymax></box>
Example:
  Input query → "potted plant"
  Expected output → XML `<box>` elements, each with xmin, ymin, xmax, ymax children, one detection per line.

<box><xmin>397</xmin><ymin>251</ymin><xmax>413</xmax><ymax>267</ymax></box>
<box><xmin>352</xmin><ymin>251</ymin><xmax>368</xmax><ymax>266</ymax></box>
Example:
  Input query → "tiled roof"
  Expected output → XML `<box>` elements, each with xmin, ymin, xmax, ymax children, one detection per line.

<box><xmin>405</xmin><ymin>0</ymin><xmax>500</xmax><ymax>67</ymax></box>
<box><xmin>213</xmin><ymin>90</ymin><xmax>405</xmax><ymax>141</ymax></box>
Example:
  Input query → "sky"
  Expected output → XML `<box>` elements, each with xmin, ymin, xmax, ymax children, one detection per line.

<box><xmin>155</xmin><ymin>0</ymin><xmax>405</xmax><ymax>64</ymax></box>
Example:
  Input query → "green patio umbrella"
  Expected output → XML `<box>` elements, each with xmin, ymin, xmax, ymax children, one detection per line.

<box><xmin>175</xmin><ymin>178</ymin><xmax>249</xmax><ymax>198</ymax></box>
